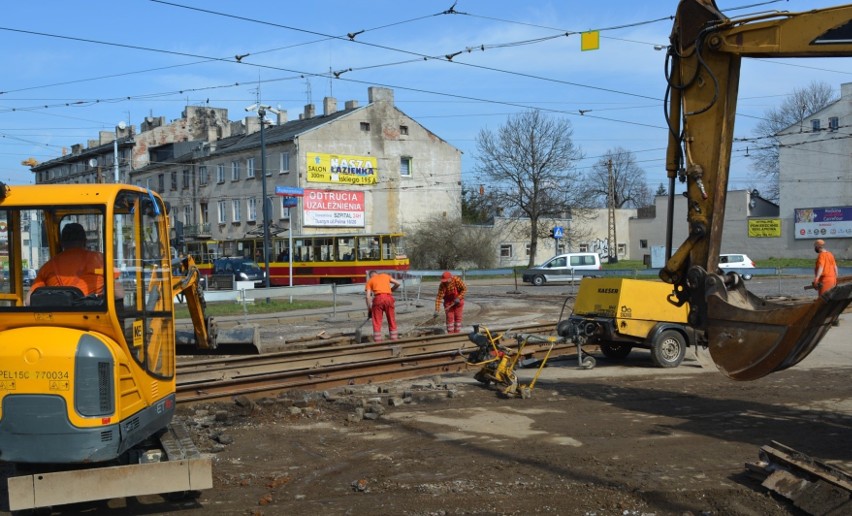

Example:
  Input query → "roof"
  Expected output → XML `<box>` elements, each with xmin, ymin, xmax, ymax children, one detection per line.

<box><xmin>132</xmin><ymin>106</ymin><xmax>361</xmax><ymax>175</ymax></box>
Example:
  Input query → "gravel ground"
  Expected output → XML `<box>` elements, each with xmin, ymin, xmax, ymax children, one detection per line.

<box><xmin>4</xmin><ymin>275</ymin><xmax>849</xmax><ymax>516</ymax></box>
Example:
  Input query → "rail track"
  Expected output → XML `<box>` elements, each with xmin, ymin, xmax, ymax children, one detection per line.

<box><xmin>175</xmin><ymin>322</ymin><xmax>588</xmax><ymax>404</ymax></box>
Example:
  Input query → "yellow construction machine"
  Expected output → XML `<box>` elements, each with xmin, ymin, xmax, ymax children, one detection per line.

<box><xmin>0</xmin><ymin>182</ymin><xmax>256</xmax><ymax>511</ymax></box>
<box><xmin>559</xmin><ymin>0</ymin><xmax>852</xmax><ymax>381</ymax></box>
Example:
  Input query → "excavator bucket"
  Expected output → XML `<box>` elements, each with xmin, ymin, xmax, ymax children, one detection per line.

<box><xmin>701</xmin><ymin>275</ymin><xmax>851</xmax><ymax>381</ymax></box>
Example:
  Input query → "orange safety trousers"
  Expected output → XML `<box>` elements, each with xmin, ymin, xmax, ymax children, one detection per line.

<box><xmin>371</xmin><ymin>294</ymin><xmax>398</xmax><ymax>342</ymax></box>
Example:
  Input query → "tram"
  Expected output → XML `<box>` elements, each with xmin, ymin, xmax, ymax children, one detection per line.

<box><xmin>187</xmin><ymin>232</ymin><xmax>408</xmax><ymax>285</ymax></box>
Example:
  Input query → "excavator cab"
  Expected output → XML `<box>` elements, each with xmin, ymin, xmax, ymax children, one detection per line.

<box><xmin>662</xmin><ymin>0</ymin><xmax>852</xmax><ymax>380</ymax></box>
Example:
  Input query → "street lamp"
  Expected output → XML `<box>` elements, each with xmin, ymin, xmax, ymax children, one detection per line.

<box><xmin>245</xmin><ymin>104</ymin><xmax>280</xmax><ymax>298</ymax></box>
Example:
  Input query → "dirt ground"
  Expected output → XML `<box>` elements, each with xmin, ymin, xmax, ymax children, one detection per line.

<box><xmin>7</xmin><ymin>278</ymin><xmax>852</xmax><ymax>515</ymax></box>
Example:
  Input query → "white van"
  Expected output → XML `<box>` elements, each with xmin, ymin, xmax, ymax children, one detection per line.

<box><xmin>521</xmin><ymin>253</ymin><xmax>602</xmax><ymax>286</ymax></box>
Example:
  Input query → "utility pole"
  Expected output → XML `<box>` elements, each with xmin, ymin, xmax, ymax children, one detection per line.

<box><xmin>607</xmin><ymin>158</ymin><xmax>618</xmax><ymax>264</ymax></box>
<box><xmin>245</xmin><ymin>103</ymin><xmax>281</xmax><ymax>301</ymax></box>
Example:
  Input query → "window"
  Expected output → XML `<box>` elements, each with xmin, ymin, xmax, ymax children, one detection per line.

<box><xmin>246</xmin><ymin>157</ymin><xmax>256</xmax><ymax>179</ymax></box>
<box><xmin>811</xmin><ymin>119</ymin><xmax>821</xmax><ymax>132</ymax></box>
<box><xmin>170</xmin><ymin>171</ymin><xmax>177</xmax><ymax>191</ymax></box>
<box><xmin>360</xmin><ymin>122</ymin><xmax>370</xmax><ymax>131</ymax></box>
<box><xmin>617</xmin><ymin>243</ymin><xmax>626</xmax><ymax>256</ymax></box>
<box><xmin>201</xmin><ymin>202</ymin><xmax>209</xmax><ymax>224</ymax></box>
<box><xmin>199</xmin><ymin>165</ymin><xmax>208</xmax><ymax>185</ymax></box>
<box><xmin>640</xmin><ymin>239</ymin><xmax>648</xmax><ymax>249</ymax></box>
<box><xmin>248</xmin><ymin>198</ymin><xmax>257</xmax><ymax>222</ymax></box>
<box><xmin>231</xmin><ymin>161</ymin><xmax>240</xmax><ymax>181</ymax></box>
<box><xmin>400</xmin><ymin>157</ymin><xmax>412</xmax><ymax>177</ymax></box>
<box><xmin>157</xmin><ymin>174</ymin><xmax>165</xmax><ymax>192</ymax></box>
<box><xmin>578</xmin><ymin>244</ymin><xmax>588</xmax><ymax>252</ymax></box>
<box><xmin>216</xmin><ymin>164</ymin><xmax>225</xmax><ymax>184</ymax></box>
<box><xmin>829</xmin><ymin>116</ymin><xmax>839</xmax><ymax>131</ymax></box>
<box><xmin>232</xmin><ymin>199</ymin><xmax>241</xmax><ymax>222</ymax></box>
<box><xmin>525</xmin><ymin>244</ymin><xmax>531</xmax><ymax>256</ymax></box>
<box><xmin>183</xmin><ymin>205</ymin><xmax>192</xmax><ymax>225</ymax></box>
<box><xmin>182</xmin><ymin>169</ymin><xmax>190</xmax><ymax>190</ymax></box>
<box><xmin>217</xmin><ymin>201</ymin><xmax>227</xmax><ymax>224</ymax></box>
<box><xmin>280</xmin><ymin>152</ymin><xmax>290</xmax><ymax>174</ymax></box>
<box><xmin>400</xmin><ymin>125</ymin><xmax>409</xmax><ymax>135</ymax></box>
<box><xmin>500</xmin><ymin>244</ymin><xmax>512</xmax><ymax>258</ymax></box>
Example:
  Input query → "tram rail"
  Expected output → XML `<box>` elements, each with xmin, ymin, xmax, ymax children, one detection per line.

<box><xmin>176</xmin><ymin>323</ymin><xmax>586</xmax><ymax>403</ymax></box>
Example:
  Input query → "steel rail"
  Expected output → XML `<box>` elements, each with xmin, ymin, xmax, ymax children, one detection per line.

<box><xmin>175</xmin><ymin>325</ymin><xmax>581</xmax><ymax>403</ymax></box>
<box><xmin>176</xmin><ymin>323</ymin><xmax>556</xmax><ymax>385</ymax></box>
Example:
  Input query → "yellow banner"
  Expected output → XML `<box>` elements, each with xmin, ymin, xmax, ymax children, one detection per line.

<box><xmin>306</xmin><ymin>152</ymin><xmax>378</xmax><ymax>185</ymax></box>
<box><xmin>748</xmin><ymin>218</ymin><xmax>781</xmax><ymax>238</ymax></box>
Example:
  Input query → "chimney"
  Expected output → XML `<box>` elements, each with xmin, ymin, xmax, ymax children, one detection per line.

<box><xmin>368</xmin><ymin>86</ymin><xmax>394</xmax><ymax>104</ymax></box>
<box><xmin>303</xmin><ymin>104</ymin><xmax>315</xmax><ymax>119</ymax></box>
<box><xmin>71</xmin><ymin>144</ymin><xmax>83</xmax><ymax>155</ymax></box>
<box><xmin>277</xmin><ymin>110</ymin><xmax>288</xmax><ymax>125</ymax></box>
<box><xmin>87</xmin><ymin>139</ymin><xmax>98</xmax><ymax>149</ymax></box>
<box><xmin>245</xmin><ymin>116</ymin><xmax>260</xmax><ymax>134</ymax></box>
<box><xmin>99</xmin><ymin>131</ymin><xmax>116</xmax><ymax>145</ymax></box>
<box><xmin>345</xmin><ymin>100</ymin><xmax>359</xmax><ymax>110</ymax></box>
<box><xmin>323</xmin><ymin>97</ymin><xmax>337</xmax><ymax>116</ymax></box>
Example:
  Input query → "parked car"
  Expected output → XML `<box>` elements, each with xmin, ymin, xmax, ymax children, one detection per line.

<box><xmin>522</xmin><ymin>252</ymin><xmax>602</xmax><ymax>286</ymax></box>
<box><xmin>719</xmin><ymin>253</ymin><xmax>756</xmax><ymax>280</ymax></box>
<box><xmin>213</xmin><ymin>257</ymin><xmax>266</xmax><ymax>287</ymax></box>
<box><xmin>22</xmin><ymin>268</ymin><xmax>37</xmax><ymax>287</ymax></box>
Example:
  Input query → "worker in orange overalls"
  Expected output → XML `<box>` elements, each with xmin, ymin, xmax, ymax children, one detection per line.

<box><xmin>26</xmin><ymin>222</ymin><xmax>123</xmax><ymax>305</ymax></box>
<box><xmin>365</xmin><ymin>270</ymin><xmax>401</xmax><ymax>342</ymax></box>
<box><xmin>434</xmin><ymin>271</ymin><xmax>467</xmax><ymax>334</ymax></box>
<box><xmin>813</xmin><ymin>239</ymin><xmax>838</xmax><ymax>296</ymax></box>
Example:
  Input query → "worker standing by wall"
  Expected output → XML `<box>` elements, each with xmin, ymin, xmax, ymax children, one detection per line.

<box><xmin>365</xmin><ymin>270</ymin><xmax>401</xmax><ymax>342</ymax></box>
<box><xmin>435</xmin><ymin>271</ymin><xmax>467</xmax><ymax>334</ymax></box>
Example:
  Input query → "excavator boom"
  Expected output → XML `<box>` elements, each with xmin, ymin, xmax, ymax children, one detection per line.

<box><xmin>663</xmin><ymin>0</ymin><xmax>852</xmax><ymax>380</ymax></box>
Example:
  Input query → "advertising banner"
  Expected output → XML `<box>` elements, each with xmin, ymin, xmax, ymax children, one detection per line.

<box><xmin>793</xmin><ymin>206</ymin><xmax>852</xmax><ymax>240</ymax></box>
<box><xmin>303</xmin><ymin>189</ymin><xmax>365</xmax><ymax>227</ymax></box>
<box><xmin>747</xmin><ymin>218</ymin><xmax>781</xmax><ymax>238</ymax></box>
<box><xmin>306</xmin><ymin>152</ymin><xmax>377</xmax><ymax>185</ymax></box>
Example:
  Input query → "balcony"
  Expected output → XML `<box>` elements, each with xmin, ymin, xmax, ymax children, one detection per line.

<box><xmin>184</xmin><ymin>223</ymin><xmax>212</xmax><ymax>239</ymax></box>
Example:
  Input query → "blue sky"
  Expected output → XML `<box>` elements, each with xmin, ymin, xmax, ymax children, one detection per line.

<box><xmin>1</xmin><ymin>0</ymin><xmax>849</xmax><ymax>193</ymax></box>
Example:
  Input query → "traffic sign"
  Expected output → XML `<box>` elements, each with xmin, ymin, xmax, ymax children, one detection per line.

<box><xmin>552</xmin><ymin>226</ymin><xmax>564</xmax><ymax>239</ymax></box>
<box><xmin>275</xmin><ymin>186</ymin><xmax>304</xmax><ymax>197</ymax></box>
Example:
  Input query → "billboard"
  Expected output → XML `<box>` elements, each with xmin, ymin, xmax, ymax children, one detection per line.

<box><xmin>793</xmin><ymin>206</ymin><xmax>852</xmax><ymax>240</ymax></box>
<box><xmin>303</xmin><ymin>189</ymin><xmax>365</xmax><ymax>227</ymax></box>
<box><xmin>306</xmin><ymin>152</ymin><xmax>377</xmax><ymax>185</ymax></box>
<box><xmin>747</xmin><ymin>218</ymin><xmax>781</xmax><ymax>238</ymax></box>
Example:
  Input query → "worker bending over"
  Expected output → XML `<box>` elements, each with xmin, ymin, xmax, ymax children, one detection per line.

<box><xmin>434</xmin><ymin>271</ymin><xmax>467</xmax><ymax>334</ymax></box>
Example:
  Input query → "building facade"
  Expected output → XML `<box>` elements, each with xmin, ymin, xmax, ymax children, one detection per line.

<box><xmin>128</xmin><ymin>87</ymin><xmax>462</xmax><ymax>260</ymax></box>
<box><xmin>490</xmin><ymin>207</ymin><xmax>638</xmax><ymax>268</ymax></box>
<box><xmin>777</xmin><ymin>81</ymin><xmax>851</xmax><ymax>259</ymax></box>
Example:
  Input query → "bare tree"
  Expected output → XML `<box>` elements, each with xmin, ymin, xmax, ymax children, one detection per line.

<box><xmin>749</xmin><ymin>81</ymin><xmax>836</xmax><ymax>202</ymax></box>
<box><xmin>475</xmin><ymin>110</ymin><xmax>587</xmax><ymax>267</ymax></box>
<box><xmin>406</xmin><ymin>216</ymin><xmax>497</xmax><ymax>270</ymax></box>
<box><xmin>582</xmin><ymin>147</ymin><xmax>652</xmax><ymax>208</ymax></box>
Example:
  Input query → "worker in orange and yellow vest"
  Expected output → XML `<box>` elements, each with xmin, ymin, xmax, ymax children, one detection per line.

<box><xmin>434</xmin><ymin>271</ymin><xmax>467</xmax><ymax>334</ymax></box>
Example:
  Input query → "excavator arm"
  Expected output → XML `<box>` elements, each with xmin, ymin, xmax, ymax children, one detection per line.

<box><xmin>662</xmin><ymin>0</ymin><xmax>852</xmax><ymax>380</ymax></box>
<box><xmin>172</xmin><ymin>254</ymin><xmax>218</xmax><ymax>350</ymax></box>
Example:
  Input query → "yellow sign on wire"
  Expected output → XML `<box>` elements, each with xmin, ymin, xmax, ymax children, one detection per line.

<box><xmin>581</xmin><ymin>30</ymin><xmax>600</xmax><ymax>51</ymax></box>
